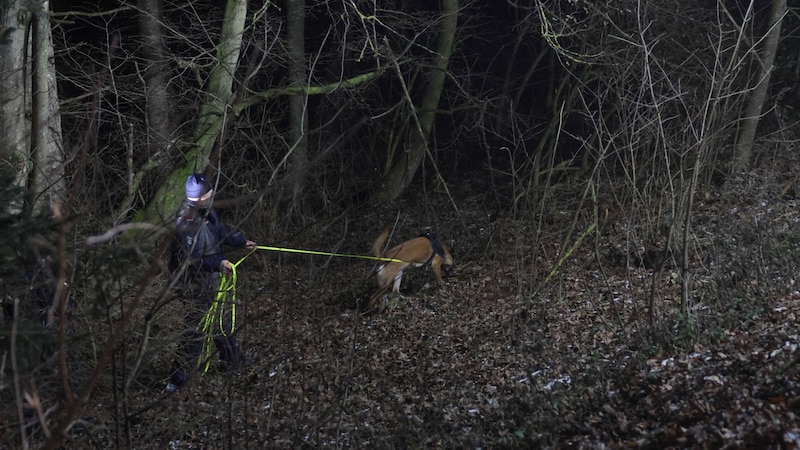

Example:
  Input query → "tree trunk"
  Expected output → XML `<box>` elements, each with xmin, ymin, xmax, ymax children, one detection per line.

<box><xmin>191</xmin><ymin>0</ymin><xmax>247</xmax><ymax>167</ymax></box>
<box><xmin>731</xmin><ymin>0</ymin><xmax>787</xmax><ymax>173</ymax></box>
<box><xmin>0</xmin><ymin>0</ymin><xmax>67</xmax><ymax>215</ymax></box>
<box><xmin>137</xmin><ymin>0</ymin><xmax>173</xmax><ymax>163</ymax></box>
<box><xmin>286</xmin><ymin>0</ymin><xmax>309</xmax><ymax>213</ymax></box>
<box><xmin>140</xmin><ymin>0</ymin><xmax>248</xmax><ymax>222</ymax></box>
<box><xmin>372</xmin><ymin>0</ymin><xmax>459</xmax><ymax>204</ymax></box>
<box><xmin>30</xmin><ymin>0</ymin><xmax>66</xmax><ymax>214</ymax></box>
<box><xmin>0</xmin><ymin>0</ymin><xmax>31</xmax><ymax>192</ymax></box>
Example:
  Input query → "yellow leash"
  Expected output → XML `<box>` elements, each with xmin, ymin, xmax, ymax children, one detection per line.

<box><xmin>196</xmin><ymin>250</ymin><xmax>251</xmax><ymax>373</ymax></box>
<box><xmin>196</xmin><ymin>245</ymin><xmax>402</xmax><ymax>373</ymax></box>
<box><xmin>251</xmin><ymin>245</ymin><xmax>403</xmax><ymax>263</ymax></box>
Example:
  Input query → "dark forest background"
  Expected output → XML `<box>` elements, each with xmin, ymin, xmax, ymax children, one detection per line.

<box><xmin>3</xmin><ymin>0</ymin><xmax>800</xmax><ymax>448</ymax></box>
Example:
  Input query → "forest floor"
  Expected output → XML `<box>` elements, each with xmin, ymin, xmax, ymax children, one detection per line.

<box><xmin>56</xmin><ymin>154</ymin><xmax>800</xmax><ymax>448</ymax></box>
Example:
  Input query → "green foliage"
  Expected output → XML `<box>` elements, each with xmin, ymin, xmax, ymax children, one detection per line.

<box><xmin>667</xmin><ymin>311</ymin><xmax>699</xmax><ymax>350</ymax></box>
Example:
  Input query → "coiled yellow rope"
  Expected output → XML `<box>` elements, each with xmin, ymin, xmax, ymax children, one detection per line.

<box><xmin>196</xmin><ymin>245</ymin><xmax>403</xmax><ymax>373</ymax></box>
<box><xmin>197</xmin><ymin>248</ymin><xmax>254</xmax><ymax>373</ymax></box>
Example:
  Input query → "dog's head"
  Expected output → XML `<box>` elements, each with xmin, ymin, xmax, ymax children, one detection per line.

<box><xmin>438</xmin><ymin>241</ymin><xmax>455</xmax><ymax>279</ymax></box>
<box><xmin>441</xmin><ymin>243</ymin><xmax>454</xmax><ymax>264</ymax></box>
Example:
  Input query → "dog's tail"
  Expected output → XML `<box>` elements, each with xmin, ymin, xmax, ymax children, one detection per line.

<box><xmin>372</xmin><ymin>228</ymin><xmax>389</xmax><ymax>258</ymax></box>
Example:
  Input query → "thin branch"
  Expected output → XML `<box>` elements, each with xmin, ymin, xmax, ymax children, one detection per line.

<box><xmin>85</xmin><ymin>223</ymin><xmax>167</xmax><ymax>246</ymax></box>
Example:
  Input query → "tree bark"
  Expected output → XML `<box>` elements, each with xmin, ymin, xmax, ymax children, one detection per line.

<box><xmin>372</xmin><ymin>0</ymin><xmax>459</xmax><ymax>204</ymax></box>
<box><xmin>189</xmin><ymin>0</ymin><xmax>247</xmax><ymax>168</ymax></box>
<box><xmin>0</xmin><ymin>0</ymin><xmax>68</xmax><ymax>215</ymax></box>
<box><xmin>731</xmin><ymin>0</ymin><xmax>787</xmax><ymax>173</ymax></box>
<box><xmin>0</xmin><ymin>0</ymin><xmax>31</xmax><ymax>192</ymax></box>
<box><xmin>30</xmin><ymin>0</ymin><xmax>66</xmax><ymax>214</ymax></box>
<box><xmin>137</xmin><ymin>0</ymin><xmax>173</xmax><ymax>162</ymax></box>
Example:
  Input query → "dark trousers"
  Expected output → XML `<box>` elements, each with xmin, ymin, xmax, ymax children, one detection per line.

<box><xmin>170</xmin><ymin>272</ymin><xmax>240</xmax><ymax>387</ymax></box>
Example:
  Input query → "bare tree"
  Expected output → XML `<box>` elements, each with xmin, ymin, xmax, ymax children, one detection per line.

<box><xmin>525</xmin><ymin>0</ymin><xmax>768</xmax><ymax>333</ymax></box>
<box><xmin>140</xmin><ymin>0</ymin><xmax>248</xmax><ymax>222</ymax></box>
<box><xmin>137</xmin><ymin>0</ymin><xmax>172</xmax><ymax>158</ymax></box>
<box><xmin>0</xmin><ymin>0</ymin><xmax>30</xmax><ymax>190</ymax></box>
<box><xmin>371</xmin><ymin>0</ymin><xmax>459</xmax><ymax>204</ymax></box>
<box><xmin>731</xmin><ymin>0</ymin><xmax>788</xmax><ymax>173</ymax></box>
<box><xmin>0</xmin><ymin>0</ymin><xmax>65</xmax><ymax>214</ymax></box>
<box><xmin>135</xmin><ymin>0</ymin><xmax>174</xmax><ymax>178</ymax></box>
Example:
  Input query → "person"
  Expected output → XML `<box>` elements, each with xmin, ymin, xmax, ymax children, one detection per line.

<box><xmin>167</xmin><ymin>173</ymin><xmax>256</xmax><ymax>392</ymax></box>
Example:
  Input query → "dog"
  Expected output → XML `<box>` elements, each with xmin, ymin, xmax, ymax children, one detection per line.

<box><xmin>371</xmin><ymin>228</ymin><xmax>454</xmax><ymax>299</ymax></box>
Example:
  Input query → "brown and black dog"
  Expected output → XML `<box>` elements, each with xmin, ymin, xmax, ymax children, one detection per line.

<box><xmin>371</xmin><ymin>228</ymin><xmax>454</xmax><ymax>299</ymax></box>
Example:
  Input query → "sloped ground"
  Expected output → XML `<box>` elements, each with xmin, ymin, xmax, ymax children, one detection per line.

<box><xmin>16</xmin><ymin>158</ymin><xmax>800</xmax><ymax>449</ymax></box>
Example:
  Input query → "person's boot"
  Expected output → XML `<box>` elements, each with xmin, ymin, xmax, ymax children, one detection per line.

<box><xmin>217</xmin><ymin>336</ymin><xmax>241</xmax><ymax>372</ymax></box>
<box><xmin>166</xmin><ymin>370</ymin><xmax>187</xmax><ymax>393</ymax></box>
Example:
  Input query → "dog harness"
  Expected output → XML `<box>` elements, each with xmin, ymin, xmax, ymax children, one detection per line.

<box><xmin>422</xmin><ymin>231</ymin><xmax>445</xmax><ymax>266</ymax></box>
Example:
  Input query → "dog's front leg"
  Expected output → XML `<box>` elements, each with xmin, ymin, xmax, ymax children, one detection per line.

<box><xmin>431</xmin><ymin>258</ymin><xmax>445</xmax><ymax>286</ymax></box>
<box><xmin>391</xmin><ymin>271</ymin><xmax>404</xmax><ymax>292</ymax></box>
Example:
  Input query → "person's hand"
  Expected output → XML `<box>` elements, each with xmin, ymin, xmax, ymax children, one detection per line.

<box><xmin>245</xmin><ymin>240</ymin><xmax>257</xmax><ymax>250</ymax></box>
<box><xmin>220</xmin><ymin>259</ymin><xmax>233</xmax><ymax>275</ymax></box>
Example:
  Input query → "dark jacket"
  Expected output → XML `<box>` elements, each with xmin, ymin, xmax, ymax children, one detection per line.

<box><xmin>173</xmin><ymin>199</ymin><xmax>247</xmax><ymax>278</ymax></box>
